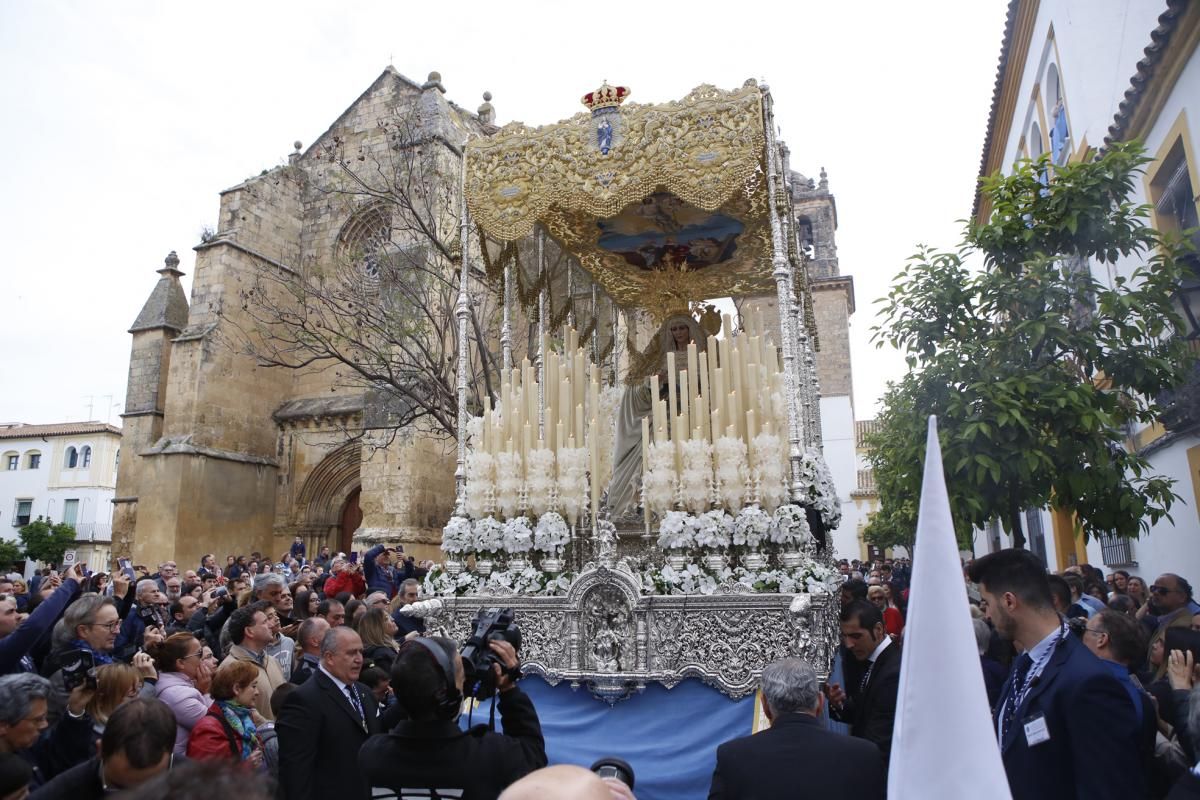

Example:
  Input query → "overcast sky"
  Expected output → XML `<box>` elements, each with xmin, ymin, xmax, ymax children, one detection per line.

<box><xmin>0</xmin><ymin>0</ymin><xmax>1010</xmax><ymax>427</ymax></box>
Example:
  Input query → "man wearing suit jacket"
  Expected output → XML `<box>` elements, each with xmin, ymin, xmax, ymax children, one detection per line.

<box><xmin>969</xmin><ymin>549</ymin><xmax>1144</xmax><ymax>800</ymax></box>
<box><xmin>827</xmin><ymin>600</ymin><xmax>901</xmax><ymax>759</ymax></box>
<box><xmin>276</xmin><ymin>626</ymin><xmax>381</xmax><ymax>800</ymax></box>
<box><xmin>708</xmin><ymin>657</ymin><xmax>885</xmax><ymax>799</ymax></box>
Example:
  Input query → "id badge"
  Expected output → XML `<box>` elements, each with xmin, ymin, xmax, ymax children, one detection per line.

<box><xmin>1023</xmin><ymin>712</ymin><xmax>1050</xmax><ymax>747</ymax></box>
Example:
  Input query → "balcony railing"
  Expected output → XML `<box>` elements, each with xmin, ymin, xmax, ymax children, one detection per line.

<box><xmin>72</xmin><ymin>523</ymin><xmax>112</xmax><ymax>542</ymax></box>
<box><xmin>1097</xmin><ymin>533</ymin><xmax>1136</xmax><ymax>567</ymax></box>
<box><xmin>1159</xmin><ymin>357</ymin><xmax>1200</xmax><ymax>434</ymax></box>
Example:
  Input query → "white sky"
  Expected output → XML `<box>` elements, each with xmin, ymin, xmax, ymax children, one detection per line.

<box><xmin>0</xmin><ymin>0</ymin><xmax>1010</xmax><ymax>426</ymax></box>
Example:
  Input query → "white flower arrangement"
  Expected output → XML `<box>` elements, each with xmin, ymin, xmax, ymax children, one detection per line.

<box><xmin>464</xmin><ymin>451</ymin><xmax>496</xmax><ymax>519</ymax></box>
<box><xmin>423</xmin><ymin>566</ymin><xmax>480</xmax><ymax>597</ymax></box>
<box><xmin>502</xmin><ymin>516</ymin><xmax>534</xmax><ymax>554</ymax></box>
<box><xmin>801</xmin><ymin>447</ymin><xmax>842</xmax><ymax>530</ymax></box>
<box><xmin>657</xmin><ymin>510</ymin><xmax>697</xmax><ymax>551</ymax></box>
<box><xmin>472</xmin><ymin>516</ymin><xmax>505</xmax><ymax>557</ymax></box>
<box><xmin>642</xmin><ymin>441</ymin><xmax>678</xmax><ymax>516</ymax></box>
<box><xmin>556</xmin><ymin>447</ymin><xmax>588</xmax><ymax>523</ymax></box>
<box><xmin>714</xmin><ymin>436</ymin><xmax>748</xmax><ymax>511</ymax></box>
<box><xmin>495</xmin><ymin>451</ymin><xmax>524</xmax><ymax>519</ymax></box>
<box><xmin>694</xmin><ymin>509</ymin><xmax>733</xmax><ymax>550</ymax></box>
<box><xmin>732</xmin><ymin>506</ymin><xmax>771</xmax><ymax>549</ymax></box>
<box><xmin>679</xmin><ymin>438</ymin><xmax>713</xmax><ymax>514</ymax></box>
<box><xmin>533</xmin><ymin>511</ymin><xmax>570</xmax><ymax>554</ymax></box>
<box><xmin>441</xmin><ymin>516</ymin><xmax>474</xmax><ymax>555</ymax></box>
<box><xmin>769</xmin><ymin>504</ymin><xmax>811</xmax><ymax>547</ymax></box>
<box><xmin>525</xmin><ymin>448</ymin><xmax>556</xmax><ymax>517</ymax></box>
<box><xmin>801</xmin><ymin>561</ymin><xmax>840</xmax><ymax>595</ymax></box>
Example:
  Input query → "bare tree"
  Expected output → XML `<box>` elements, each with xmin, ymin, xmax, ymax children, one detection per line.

<box><xmin>219</xmin><ymin>104</ymin><xmax>501</xmax><ymax>442</ymax></box>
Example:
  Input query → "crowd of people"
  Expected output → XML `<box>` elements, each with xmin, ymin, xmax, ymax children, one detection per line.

<box><xmin>0</xmin><ymin>534</ymin><xmax>1197</xmax><ymax>798</ymax></box>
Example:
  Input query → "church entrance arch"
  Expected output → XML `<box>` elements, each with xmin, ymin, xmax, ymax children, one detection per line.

<box><xmin>294</xmin><ymin>441</ymin><xmax>361</xmax><ymax>555</ymax></box>
<box><xmin>339</xmin><ymin>487</ymin><xmax>362</xmax><ymax>554</ymax></box>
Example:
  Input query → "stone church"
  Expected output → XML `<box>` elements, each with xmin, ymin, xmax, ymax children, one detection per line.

<box><xmin>113</xmin><ymin>67</ymin><xmax>856</xmax><ymax>568</ymax></box>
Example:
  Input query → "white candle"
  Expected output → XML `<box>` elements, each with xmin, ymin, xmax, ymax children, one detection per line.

<box><xmin>667</xmin><ymin>352</ymin><xmax>678</xmax><ymax>438</ymax></box>
<box><xmin>679</xmin><ymin>369</ymin><xmax>690</xmax><ymax>441</ymax></box>
<box><xmin>686</xmin><ymin>342</ymin><xmax>699</xmax><ymax>430</ymax></box>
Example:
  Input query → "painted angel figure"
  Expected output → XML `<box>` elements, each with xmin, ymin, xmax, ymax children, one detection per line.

<box><xmin>606</xmin><ymin>313</ymin><xmax>707</xmax><ymax>517</ymax></box>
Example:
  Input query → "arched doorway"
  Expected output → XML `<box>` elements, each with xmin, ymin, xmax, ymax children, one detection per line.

<box><xmin>293</xmin><ymin>441</ymin><xmax>362</xmax><ymax>554</ymax></box>
<box><xmin>340</xmin><ymin>487</ymin><xmax>362</xmax><ymax>554</ymax></box>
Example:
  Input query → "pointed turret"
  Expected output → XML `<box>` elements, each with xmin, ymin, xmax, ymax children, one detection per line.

<box><xmin>129</xmin><ymin>251</ymin><xmax>189</xmax><ymax>334</ymax></box>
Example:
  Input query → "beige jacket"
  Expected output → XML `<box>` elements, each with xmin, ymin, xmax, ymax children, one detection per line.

<box><xmin>221</xmin><ymin>644</ymin><xmax>287</xmax><ymax>720</ymax></box>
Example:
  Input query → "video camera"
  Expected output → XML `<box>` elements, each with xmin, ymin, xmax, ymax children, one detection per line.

<box><xmin>460</xmin><ymin>607</ymin><xmax>521</xmax><ymax>700</ymax></box>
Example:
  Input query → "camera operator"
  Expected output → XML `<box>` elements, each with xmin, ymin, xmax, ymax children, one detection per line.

<box><xmin>114</xmin><ymin>580</ymin><xmax>168</xmax><ymax>661</ymax></box>
<box><xmin>187</xmin><ymin>586</ymin><xmax>235</xmax><ymax>658</ymax></box>
<box><xmin>359</xmin><ymin>636</ymin><xmax>546</xmax><ymax>798</ymax></box>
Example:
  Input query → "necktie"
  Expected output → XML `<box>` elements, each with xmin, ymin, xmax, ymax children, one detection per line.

<box><xmin>859</xmin><ymin>660</ymin><xmax>875</xmax><ymax>693</ymax></box>
<box><xmin>346</xmin><ymin>685</ymin><xmax>366</xmax><ymax>728</ymax></box>
<box><xmin>1001</xmin><ymin>653</ymin><xmax>1033</xmax><ymax>741</ymax></box>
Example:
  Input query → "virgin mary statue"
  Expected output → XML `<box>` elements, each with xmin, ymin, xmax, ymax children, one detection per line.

<box><xmin>607</xmin><ymin>313</ymin><xmax>708</xmax><ymax>518</ymax></box>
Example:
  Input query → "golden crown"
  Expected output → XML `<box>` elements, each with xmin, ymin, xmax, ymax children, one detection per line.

<box><xmin>581</xmin><ymin>82</ymin><xmax>630</xmax><ymax>112</ymax></box>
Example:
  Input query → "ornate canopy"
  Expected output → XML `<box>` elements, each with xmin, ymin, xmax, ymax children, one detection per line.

<box><xmin>464</xmin><ymin>82</ymin><xmax>774</xmax><ymax>317</ymax></box>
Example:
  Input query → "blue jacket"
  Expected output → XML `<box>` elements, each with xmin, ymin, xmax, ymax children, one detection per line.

<box><xmin>363</xmin><ymin>545</ymin><xmax>401</xmax><ymax>598</ymax></box>
<box><xmin>0</xmin><ymin>578</ymin><xmax>81</xmax><ymax>674</ymax></box>
<box><xmin>995</xmin><ymin>632</ymin><xmax>1143</xmax><ymax>800</ymax></box>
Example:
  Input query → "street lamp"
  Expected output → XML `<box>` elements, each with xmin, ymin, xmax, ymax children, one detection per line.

<box><xmin>1172</xmin><ymin>258</ymin><xmax>1200</xmax><ymax>339</ymax></box>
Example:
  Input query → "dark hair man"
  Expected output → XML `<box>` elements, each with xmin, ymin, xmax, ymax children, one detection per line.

<box><xmin>318</xmin><ymin>599</ymin><xmax>346</xmax><ymax>628</ymax></box>
<box><xmin>30</xmin><ymin>698</ymin><xmax>175</xmax><ymax>798</ymax></box>
<box><xmin>0</xmin><ymin>673</ymin><xmax>94</xmax><ymax>790</ymax></box>
<box><xmin>709</xmin><ymin>657</ymin><xmax>884</xmax><ymax>799</ymax></box>
<box><xmin>968</xmin><ymin>549</ymin><xmax>1143</xmax><ymax>800</ymax></box>
<box><xmin>391</xmin><ymin>579</ymin><xmax>425</xmax><ymax>640</ymax></box>
<box><xmin>359</xmin><ymin>636</ymin><xmax>546</xmax><ymax>797</ymax></box>
<box><xmin>219</xmin><ymin>602</ymin><xmax>286</xmax><ymax>721</ymax></box>
<box><xmin>826</xmin><ymin>600</ymin><xmax>901</xmax><ymax>760</ymax></box>
<box><xmin>277</xmin><ymin>627</ymin><xmax>381</xmax><ymax>800</ymax></box>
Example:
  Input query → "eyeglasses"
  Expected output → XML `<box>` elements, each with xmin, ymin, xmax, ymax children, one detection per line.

<box><xmin>90</xmin><ymin>621</ymin><xmax>121</xmax><ymax>631</ymax></box>
<box><xmin>1083</xmin><ymin>627</ymin><xmax>1106</xmax><ymax>637</ymax></box>
<box><xmin>1150</xmin><ymin>585</ymin><xmax>1175</xmax><ymax>595</ymax></box>
<box><xmin>179</xmin><ymin>651</ymin><xmax>203</xmax><ymax>661</ymax></box>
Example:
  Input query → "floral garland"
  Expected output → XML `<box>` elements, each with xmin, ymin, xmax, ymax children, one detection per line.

<box><xmin>423</xmin><ymin>566</ymin><xmax>575</xmax><ymax>597</ymax></box>
<box><xmin>800</xmin><ymin>447</ymin><xmax>842</xmax><ymax>530</ymax></box>
<box><xmin>679</xmin><ymin>439</ymin><xmax>713</xmax><ymax>514</ymax></box>
<box><xmin>638</xmin><ymin>560</ymin><xmax>839</xmax><ymax>596</ymax></box>
<box><xmin>495</xmin><ymin>451</ymin><xmax>524</xmax><ymax>519</ymax></box>
<box><xmin>714</xmin><ymin>436</ymin><xmax>748</xmax><ymax>510</ymax></box>
<box><xmin>643</xmin><ymin>441</ymin><xmax>677</xmax><ymax>516</ymax></box>
<box><xmin>525</xmin><ymin>449</ymin><xmax>556</xmax><ymax>517</ymax></box>
<box><xmin>557</xmin><ymin>447</ymin><xmax>588</xmax><ymax>523</ymax></box>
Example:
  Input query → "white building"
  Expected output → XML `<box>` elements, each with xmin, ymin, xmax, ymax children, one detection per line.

<box><xmin>971</xmin><ymin>0</ymin><xmax>1200</xmax><ymax>580</ymax></box>
<box><xmin>0</xmin><ymin>422</ymin><xmax>121</xmax><ymax>572</ymax></box>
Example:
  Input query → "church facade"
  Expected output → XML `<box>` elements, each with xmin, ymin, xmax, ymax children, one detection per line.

<box><xmin>113</xmin><ymin>69</ymin><xmax>861</xmax><ymax>568</ymax></box>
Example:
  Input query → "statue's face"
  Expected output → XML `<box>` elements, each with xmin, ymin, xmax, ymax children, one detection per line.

<box><xmin>670</xmin><ymin>323</ymin><xmax>690</xmax><ymax>346</ymax></box>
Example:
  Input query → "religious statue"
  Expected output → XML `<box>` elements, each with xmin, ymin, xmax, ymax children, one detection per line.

<box><xmin>606</xmin><ymin>312</ymin><xmax>708</xmax><ymax>517</ymax></box>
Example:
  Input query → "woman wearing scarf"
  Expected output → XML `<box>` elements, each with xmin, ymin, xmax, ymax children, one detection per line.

<box><xmin>187</xmin><ymin>659</ymin><xmax>265</xmax><ymax>770</ymax></box>
<box><xmin>149</xmin><ymin>633</ymin><xmax>215</xmax><ymax>754</ymax></box>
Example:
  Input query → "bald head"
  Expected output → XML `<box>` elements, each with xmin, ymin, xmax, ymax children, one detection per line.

<box><xmin>499</xmin><ymin>766</ymin><xmax>612</xmax><ymax>800</ymax></box>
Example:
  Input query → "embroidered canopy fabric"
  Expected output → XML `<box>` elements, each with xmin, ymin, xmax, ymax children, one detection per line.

<box><xmin>464</xmin><ymin>82</ymin><xmax>775</xmax><ymax>315</ymax></box>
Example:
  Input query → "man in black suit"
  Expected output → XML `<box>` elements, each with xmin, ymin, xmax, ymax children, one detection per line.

<box><xmin>359</xmin><ymin>635</ymin><xmax>546</xmax><ymax>798</ymax></box>
<box><xmin>708</xmin><ymin>657</ymin><xmax>884</xmax><ymax>799</ymax></box>
<box><xmin>827</xmin><ymin>600</ymin><xmax>901</xmax><ymax>759</ymax></box>
<box><xmin>276</xmin><ymin>626</ymin><xmax>381</xmax><ymax>800</ymax></box>
<box><xmin>969</xmin><ymin>549</ymin><xmax>1144</xmax><ymax>800</ymax></box>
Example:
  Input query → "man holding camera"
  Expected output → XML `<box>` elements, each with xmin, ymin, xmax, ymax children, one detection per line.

<box><xmin>114</xmin><ymin>580</ymin><xmax>168</xmax><ymax>661</ymax></box>
<box><xmin>359</xmin><ymin>635</ymin><xmax>547</xmax><ymax>798</ymax></box>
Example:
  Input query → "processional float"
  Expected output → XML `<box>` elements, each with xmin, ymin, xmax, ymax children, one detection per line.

<box><xmin>426</xmin><ymin>79</ymin><xmax>842</xmax><ymax>703</ymax></box>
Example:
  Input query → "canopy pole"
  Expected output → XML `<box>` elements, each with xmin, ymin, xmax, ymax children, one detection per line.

<box><xmin>761</xmin><ymin>85</ymin><xmax>805</xmax><ymax>503</ymax></box>
<box><xmin>454</xmin><ymin>141</ymin><xmax>474</xmax><ymax>516</ymax></box>
<box><xmin>537</xmin><ymin>229</ymin><xmax>547</xmax><ymax>441</ymax></box>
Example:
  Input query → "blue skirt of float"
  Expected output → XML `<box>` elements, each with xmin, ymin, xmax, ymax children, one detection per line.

<box><xmin>462</xmin><ymin>677</ymin><xmax>757</xmax><ymax>800</ymax></box>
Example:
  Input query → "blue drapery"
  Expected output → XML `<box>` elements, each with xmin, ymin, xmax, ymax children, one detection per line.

<box><xmin>464</xmin><ymin>677</ymin><xmax>757</xmax><ymax>800</ymax></box>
